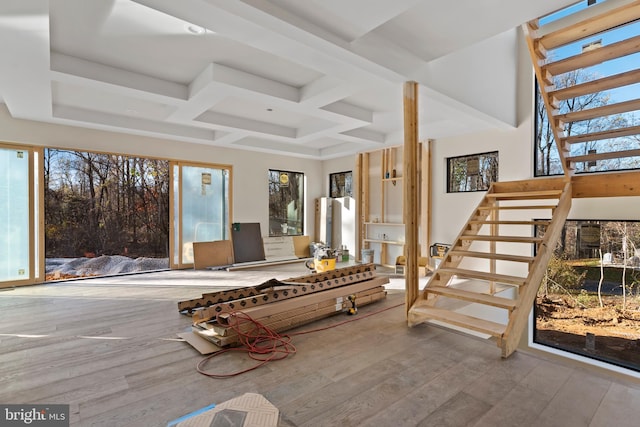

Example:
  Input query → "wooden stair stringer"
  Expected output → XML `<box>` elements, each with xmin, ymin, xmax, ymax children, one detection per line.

<box><xmin>524</xmin><ymin>1</ymin><xmax>640</xmax><ymax>177</ymax></box>
<box><xmin>500</xmin><ymin>181</ymin><xmax>572</xmax><ymax>357</ymax></box>
<box><xmin>409</xmin><ymin>180</ymin><xmax>571</xmax><ymax>357</ymax></box>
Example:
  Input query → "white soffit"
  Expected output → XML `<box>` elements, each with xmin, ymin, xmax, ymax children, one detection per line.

<box><xmin>0</xmin><ymin>0</ymin><xmax>577</xmax><ymax>159</ymax></box>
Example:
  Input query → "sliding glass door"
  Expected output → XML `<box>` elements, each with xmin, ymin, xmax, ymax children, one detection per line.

<box><xmin>0</xmin><ymin>144</ymin><xmax>40</xmax><ymax>287</ymax></box>
<box><xmin>171</xmin><ymin>162</ymin><xmax>231</xmax><ymax>268</ymax></box>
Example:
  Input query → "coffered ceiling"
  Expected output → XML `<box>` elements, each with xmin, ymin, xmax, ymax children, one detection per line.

<box><xmin>0</xmin><ymin>0</ymin><xmax>576</xmax><ymax>159</ymax></box>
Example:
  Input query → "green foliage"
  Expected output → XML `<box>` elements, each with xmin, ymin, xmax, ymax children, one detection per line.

<box><xmin>44</xmin><ymin>149</ymin><xmax>170</xmax><ymax>257</ymax></box>
<box><xmin>541</xmin><ymin>253</ymin><xmax>586</xmax><ymax>294</ymax></box>
<box><xmin>576</xmin><ymin>289</ymin><xmax>597</xmax><ymax>308</ymax></box>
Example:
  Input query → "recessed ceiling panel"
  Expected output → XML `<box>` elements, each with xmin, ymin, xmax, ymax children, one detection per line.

<box><xmin>209</xmin><ymin>96</ymin><xmax>334</xmax><ymax>130</ymax></box>
<box><xmin>52</xmin><ymin>81</ymin><xmax>175</xmax><ymax>120</ymax></box>
<box><xmin>49</xmin><ymin>0</ymin><xmax>322</xmax><ymax>87</ymax></box>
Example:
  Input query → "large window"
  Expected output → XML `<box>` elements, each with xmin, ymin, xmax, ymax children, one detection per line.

<box><xmin>534</xmin><ymin>219</ymin><xmax>640</xmax><ymax>372</ymax></box>
<box><xmin>44</xmin><ymin>149</ymin><xmax>170</xmax><ymax>279</ymax></box>
<box><xmin>534</xmin><ymin>1</ymin><xmax>640</xmax><ymax>176</ymax></box>
<box><xmin>0</xmin><ymin>146</ymin><xmax>32</xmax><ymax>285</ymax></box>
<box><xmin>268</xmin><ymin>169</ymin><xmax>304</xmax><ymax>236</ymax></box>
<box><xmin>447</xmin><ymin>151</ymin><xmax>498</xmax><ymax>193</ymax></box>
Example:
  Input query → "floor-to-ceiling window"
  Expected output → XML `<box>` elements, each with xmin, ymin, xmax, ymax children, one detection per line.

<box><xmin>0</xmin><ymin>144</ymin><xmax>40</xmax><ymax>287</ymax></box>
<box><xmin>171</xmin><ymin>163</ymin><xmax>231</xmax><ymax>268</ymax></box>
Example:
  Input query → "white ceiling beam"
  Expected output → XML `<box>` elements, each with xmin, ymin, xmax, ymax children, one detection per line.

<box><xmin>321</xmin><ymin>101</ymin><xmax>373</xmax><ymax>123</ymax></box>
<box><xmin>232</xmin><ymin>136</ymin><xmax>321</xmax><ymax>158</ymax></box>
<box><xmin>50</xmin><ymin>53</ymin><xmax>188</xmax><ymax>103</ymax></box>
<box><xmin>53</xmin><ymin>105</ymin><xmax>217</xmax><ymax>141</ymax></box>
<box><xmin>339</xmin><ymin>128</ymin><xmax>386</xmax><ymax>144</ymax></box>
<box><xmin>196</xmin><ymin>110</ymin><xmax>297</xmax><ymax>139</ymax></box>
<box><xmin>319</xmin><ymin>141</ymin><xmax>366</xmax><ymax>159</ymax></box>
<box><xmin>203</xmin><ymin>63</ymin><xmax>299</xmax><ymax>102</ymax></box>
<box><xmin>299</xmin><ymin>75</ymin><xmax>354</xmax><ymax>108</ymax></box>
<box><xmin>0</xmin><ymin>0</ymin><xmax>51</xmax><ymax>119</ymax></box>
<box><xmin>318</xmin><ymin>0</ymin><xmax>424</xmax><ymax>41</ymax></box>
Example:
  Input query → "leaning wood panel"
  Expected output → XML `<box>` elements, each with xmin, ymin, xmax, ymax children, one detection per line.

<box><xmin>193</xmin><ymin>240</ymin><xmax>234</xmax><ymax>270</ymax></box>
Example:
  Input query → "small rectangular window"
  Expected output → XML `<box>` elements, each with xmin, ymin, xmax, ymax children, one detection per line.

<box><xmin>329</xmin><ymin>171</ymin><xmax>352</xmax><ymax>198</ymax></box>
<box><xmin>268</xmin><ymin>169</ymin><xmax>304</xmax><ymax>236</ymax></box>
<box><xmin>447</xmin><ymin>151</ymin><xmax>498</xmax><ymax>193</ymax></box>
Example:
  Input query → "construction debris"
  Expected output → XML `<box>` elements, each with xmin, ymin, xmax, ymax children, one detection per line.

<box><xmin>178</xmin><ymin>263</ymin><xmax>387</xmax><ymax>348</ymax></box>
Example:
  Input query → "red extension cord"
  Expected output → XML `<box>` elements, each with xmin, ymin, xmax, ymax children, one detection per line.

<box><xmin>196</xmin><ymin>302</ymin><xmax>403</xmax><ymax>378</ymax></box>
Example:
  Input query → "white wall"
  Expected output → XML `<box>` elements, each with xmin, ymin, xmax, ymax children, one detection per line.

<box><xmin>0</xmin><ymin>105</ymin><xmax>324</xmax><ymax>239</ymax></box>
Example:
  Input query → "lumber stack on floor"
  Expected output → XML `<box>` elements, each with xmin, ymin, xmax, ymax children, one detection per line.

<box><xmin>178</xmin><ymin>263</ymin><xmax>388</xmax><ymax>347</ymax></box>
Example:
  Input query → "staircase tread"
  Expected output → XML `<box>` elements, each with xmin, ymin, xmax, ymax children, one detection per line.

<box><xmin>567</xmin><ymin>148</ymin><xmax>640</xmax><ymax>164</ymax></box>
<box><xmin>561</xmin><ymin>124</ymin><xmax>640</xmax><ymax>145</ymax></box>
<box><xmin>543</xmin><ymin>34</ymin><xmax>640</xmax><ymax>76</ymax></box>
<box><xmin>426</xmin><ymin>286</ymin><xmax>517</xmax><ymax>310</ymax></box>
<box><xmin>549</xmin><ymin>69</ymin><xmax>640</xmax><ymax>101</ymax></box>
<box><xmin>538</xmin><ymin>2</ymin><xmax>640</xmax><ymax>50</ymax></box>
<box><xmin>448</xmin><ymin>249</ymin><xmax>535</xmax><ymax>263</ymax></box>
<box><xmin>479</xmin><ymin>204</ymin><xmax>557</xmax><ymax>210</ymax></box>
<box><xmin>437</xmin><ymin>267</ymin><xmax>526</xmax><ymax>286</ymax></box>
<box><xmin>409</xmin><ymin>304</ymin><xmax>506</xmax><ymax>337</ymax></box>
<box><xmin>555</xmin><ymin>98</ymin><xmax>640</xmax><ymax>123</ymax></box>
<box><xmin>460</xmin><ymin>235</ymin><xmax>543</xmax><ymax>243</ymax></box>
<box><xmin>486</xmin><ymin>190</ymin><xmax>562</xmax><ymax>199</ymax></box>
<box><xmin>468</xmin><ymin>220</ymin><xmax>551</xmax><ymax>225</ymax></box>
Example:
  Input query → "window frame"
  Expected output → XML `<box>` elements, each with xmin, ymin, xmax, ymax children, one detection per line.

<box><xmin>268</xmin><ymin>169</ymin><xmax>304</xmax><ymax>237</ymax></box>
<box><xmin>446</xmin><ymin>150</ymin><xmax>499</xmax><ymax>193</ymax></box>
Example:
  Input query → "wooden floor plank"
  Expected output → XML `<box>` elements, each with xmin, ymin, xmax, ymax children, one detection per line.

<box><xmin>0</xmin><ymin>267</ymin><xmax>637</xmax><ymax>427</ymax></box>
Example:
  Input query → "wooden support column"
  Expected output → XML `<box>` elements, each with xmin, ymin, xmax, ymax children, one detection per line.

<box><xmin>403</xmin><ymin>81</ymin><xmax>419</xmax><ymax>315</ymax></box>
<box><xmin>422</xmin><ymin>140</ymin><xmax>432</xmax><ymax>261</ymax></box>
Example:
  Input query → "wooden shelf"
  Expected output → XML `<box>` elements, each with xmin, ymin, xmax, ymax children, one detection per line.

<box><xmin>382</xmin><ymin>177</ymin><xmax>403</xmax><ymax>182</ymax></box>
<box><xmin>364</xmin><ymin>222</ymin><xmax>405</xmax><ymax>226</ymax></box>
<box><xmin>364</xmin><ymin>239</ymin><xmax>405</xmax><ymax>245</ymax></box>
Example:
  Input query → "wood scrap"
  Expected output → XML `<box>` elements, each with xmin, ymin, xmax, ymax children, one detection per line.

<box><xmin>178</xmin><ymin>263</ymin><xmax>376</xmax><ymax>313</ymax></box>
<box><xmin>188</xmin><ymin>270</ymin><xmax>376</xmax><ymax>320</ymax></box>
<box><xmin>193</xmin><ymin>285</ymin><xmax>387</xmax><ymax>347</ymax></box>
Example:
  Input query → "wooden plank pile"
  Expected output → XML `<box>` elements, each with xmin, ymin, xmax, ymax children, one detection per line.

<box><xmin>178</xmin><ymin>264</ymin><xmax>387</xmax><ymax>347</ymax></box>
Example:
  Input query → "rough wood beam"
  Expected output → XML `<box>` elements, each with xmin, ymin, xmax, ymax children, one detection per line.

<box><xmin>403</xmin><ymin>81</ymin><xmax>420</xmax><ymax>315</ymax></box>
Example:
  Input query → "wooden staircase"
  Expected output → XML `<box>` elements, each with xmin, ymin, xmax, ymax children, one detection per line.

<box><xmin>409</xmin><ymin>180</ymin><xmax>572</xmax><ymax>357</ymax></box>
<box><xmin>407</xmin><ymin>0</ymin><xmax>640</xmax><ymax>358</ymax></box>
<box><xmin>523</xmin><ymin>0</ymin><xmax>640</xmax><ymax>176</ymax></box>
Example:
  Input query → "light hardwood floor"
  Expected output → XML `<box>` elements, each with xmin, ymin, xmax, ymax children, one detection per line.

<box><xmin>1</xmin><ymin>265</ymin><xmax>640</xmax><ymax>426</ymax></box>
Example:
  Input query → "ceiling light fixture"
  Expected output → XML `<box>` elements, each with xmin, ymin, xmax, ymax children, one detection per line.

<box><xmin>186</xmin><ymin>25</ymin><xmax>206</xmax><ymax>35</ymax></box>
<box><xmin>266</xmin><ymin>108</ymin><xmax>273</xmax><ymax>112</ymax></box>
